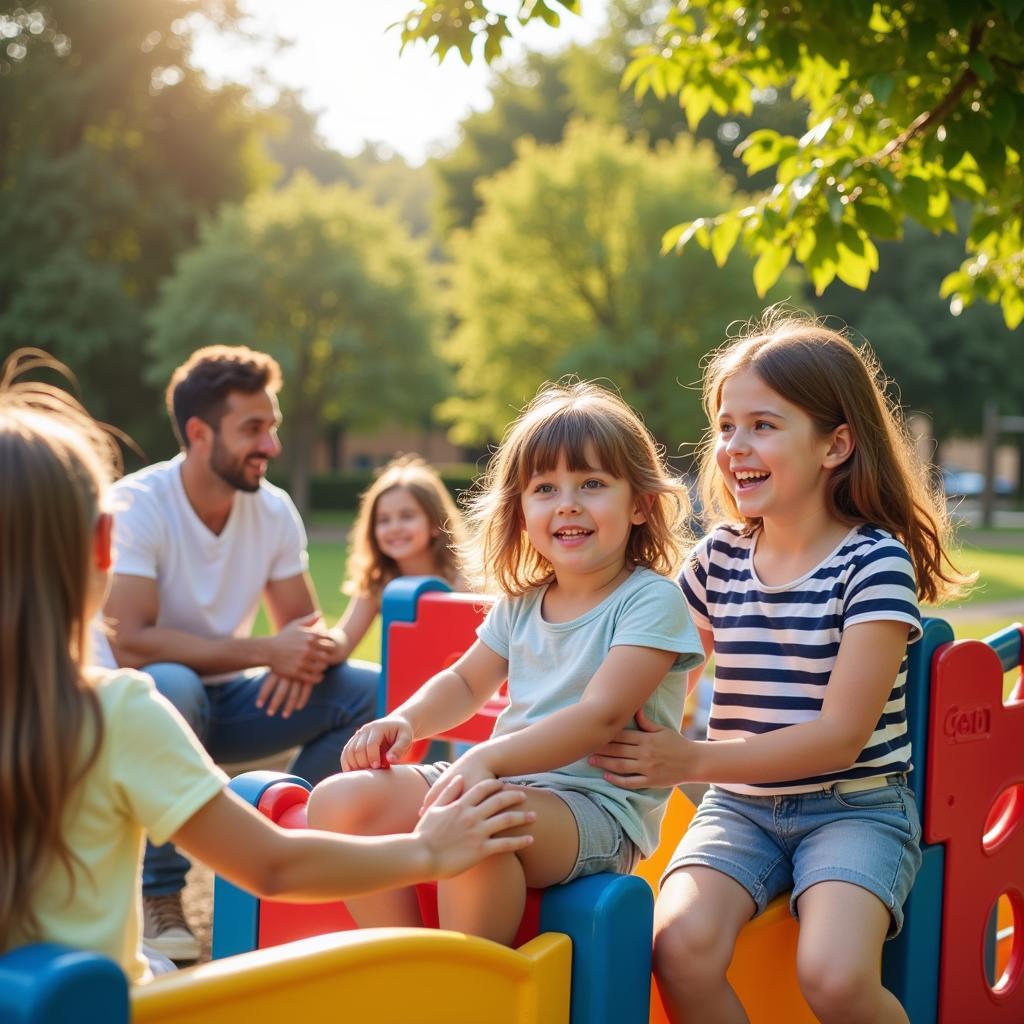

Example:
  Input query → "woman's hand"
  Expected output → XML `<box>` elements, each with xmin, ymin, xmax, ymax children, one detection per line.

<box><xmin>420</xmin><ymin>748</ymin><xmax>497</xmax><ymax>814</ymax></box>
<box><xmin>589</xmin><ymin>709</ymin><xmax>693</xmax><ymax>789</ymax></box>
<box><xmin>341</xmin><ymin>714</ymin><xmax>415</xmax><ymax>771</ymax></box>
<box><xmin>415</xmin><ymin>776</ymin><xmax>535</xmax><ymax>878</ymax></box>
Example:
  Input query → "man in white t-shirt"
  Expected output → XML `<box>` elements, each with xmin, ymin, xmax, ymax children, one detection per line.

<box><xmin>100</xmin><ymin>345</ymin><xmax>377</xmax><ymax>962</ymax></box>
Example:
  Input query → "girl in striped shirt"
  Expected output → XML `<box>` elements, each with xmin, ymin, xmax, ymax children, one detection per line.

<box><xmin>592</xmin><ymin>311</ymin><xmax>969</xmax><ymax>1024</ymax></box>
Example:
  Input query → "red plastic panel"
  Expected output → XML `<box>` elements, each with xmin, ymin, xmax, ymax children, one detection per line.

<box><xmin>387</xmin><ymin>591</ymin><xmax>508</xmax><ymax>753</ymax></box>
<box><xmin>254</xmin><ymin>784</ymin><xmax>357</xmax><ymax>948</ymax></box>
<box><xmin>926</xmin><ymin>634</ymin><xmax>1024</xmax><ymax>1021</ymax></box>
<box><xmin>256</xmin><ymin>783</ymin><xmax>311</xmax><ymax>823</ymax></box>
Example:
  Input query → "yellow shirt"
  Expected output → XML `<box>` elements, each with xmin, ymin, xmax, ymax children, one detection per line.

<box><xmin>13</xmin><ymin>670</ymin><xmax>227</xmax><ymax>982</ymax></box>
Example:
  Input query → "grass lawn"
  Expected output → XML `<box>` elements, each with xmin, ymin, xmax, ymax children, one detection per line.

<box><xmin>931</xmin><ymin>528</ymin><xmax>1023</xmax><ymax>640</ymax></box>
<box><xmin>958</xmin><ymin>551</ymin><xmax>1024</xmax><ymax>605</ymax></box>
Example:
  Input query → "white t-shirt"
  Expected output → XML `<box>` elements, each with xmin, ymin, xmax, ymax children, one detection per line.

<box><xmin>95</xmin><ymin>454</ymin><xmax>308</xmax><ymax>680</ymax></box>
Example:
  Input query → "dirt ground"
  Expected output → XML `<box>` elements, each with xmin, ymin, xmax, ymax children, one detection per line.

<box><xmin>182</xmin><ymin>862</ymin><xmax>214</xmax><ymax>963</ymax></box>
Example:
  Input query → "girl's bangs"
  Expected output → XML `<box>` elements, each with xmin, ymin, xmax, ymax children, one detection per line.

<box><xmin>517</xmin><ymin>407</ymin><xmax>630</xmax><ymax>486</ymax></box>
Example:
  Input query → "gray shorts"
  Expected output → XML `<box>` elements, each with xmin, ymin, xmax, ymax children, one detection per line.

<box><xmin>412</xmin><ymin>761</ymin><xmax>640</xmax><ymax>883</ymax></box>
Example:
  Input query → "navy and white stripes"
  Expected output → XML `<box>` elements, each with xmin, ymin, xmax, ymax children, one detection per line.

<box><xmin>681</xmin><ymin>524</ymin><xmax>922</xmax><ymax>795</ymax></box>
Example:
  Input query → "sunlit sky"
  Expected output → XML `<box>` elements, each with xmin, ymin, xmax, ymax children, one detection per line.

<box><xmin>193</xmin><ymin>1</ymin><xmax>609</xmax><ymax>165</ymax></box>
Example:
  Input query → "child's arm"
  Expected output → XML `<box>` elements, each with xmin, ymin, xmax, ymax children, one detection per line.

<box><xmin>687</xmin><ymin>628</ymin><xmax>714</xmax><ymax>697</ymax></box>
<box><xmin>327</xmin><ymin>594</ymin><xmax>380</xmax><ymax>664</ymax></box>
<box><xmin>591</xmin><ymin>620</ymin><xmax>910</xmax><ymax>789</ymax></box>
<box><xmin>422</xmin><ymin>643</ymin><xmax>678</xmax><ymax>808</ymax></box>
<box><xmin>172</xmin><ymin>776</ymin><xmax>534</xmax><ymax>900</ymax></box>
<box><xmin>342</xmin><ymin>639</ymin><xmax>509</xmax><ymax>771</ymax></box>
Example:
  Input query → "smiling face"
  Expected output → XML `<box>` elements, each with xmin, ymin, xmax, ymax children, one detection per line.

<box><xmin>373</xmin><ymin>485</ymin><xmax>435</xmax><ymax>567</ymax></box>
<box><xmin>714</xmin><ymin>368</ymin><xmax>847</xmax><ymax>526</ymax></box>
<box><xmin>206</xmin><ymin>388</ymin><xmax>282</xmax><ymax>493</ymax></box>
<box><xmin>520</xmin><ymin>443</ymin><xmax>646</xmax><ymax>587</ymax></box>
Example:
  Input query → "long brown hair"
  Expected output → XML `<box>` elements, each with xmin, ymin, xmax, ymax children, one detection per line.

<box><xmin>343</xmin><ymin>455</ymin><xmax>466</xmax><ymax>598</ymax></box>
<box><xmin>697</xmin><ymin>309</ymin><xmax>970</xmax><ymax>604</ymax></box>
<box><xmin>0</xmin><ymin>349</ymin><xmax>120</xmax><ymax>950</ymax></box>
<box><xmin>462</xmin><ymin>379</ymin><xmax>691</xmax><ymax>596</ymax></box>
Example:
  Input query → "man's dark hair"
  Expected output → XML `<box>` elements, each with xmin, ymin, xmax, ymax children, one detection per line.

<box><xmin>166</xmin><ymin>345</ymin><xmax>283</xmax><ymax>448</ymax></box>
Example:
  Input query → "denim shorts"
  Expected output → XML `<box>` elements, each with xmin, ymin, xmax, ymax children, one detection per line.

<box><xmin>663</xmin><ymin>777</ymin><xmax>922</xmax><ymax>937</ymax></box>
<box><xmin>412</xmin><ymin>761</ymin><xmax>640</xmax><ymax>883</ymax></box>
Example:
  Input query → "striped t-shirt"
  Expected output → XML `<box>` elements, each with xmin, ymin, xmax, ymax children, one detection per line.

<box><xmin>680</xmin><ymin>523</ymin><xmax>922</xmax><ymax>795</ymax></box>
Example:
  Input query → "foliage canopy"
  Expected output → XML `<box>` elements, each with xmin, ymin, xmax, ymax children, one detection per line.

<box><xmin>441</xmin><ymin>121</ymin><xmax>783</xmax><ymax>449</ymax></box>
<box><xmin>0</xmin><ymin>0</ymin><xmax>273</xmax><ymax>454</ymax></box>
<box><xmin>148</xmin><ymin>175</ymin><xmax>444</xmax><ymax>511</ymax></box>
<box><xmin>400</xmin><ymin>0</ymin><xmax>1024</xmax><ymax>327</ymax></box>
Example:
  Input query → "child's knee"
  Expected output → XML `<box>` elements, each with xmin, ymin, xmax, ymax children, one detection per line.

<box><xmin>797</xmin><ymin>951</ymin><xmax>877</xmax><ymax>1015</ymax></box>
<box><xmin>307</xmin><ymin>771</ymin><xmax>382</xmax><ymax>832</ymax></box>
<box><xmin>653</xmin><ymin>910</ymin><xmax>732</xmax><ymax>984</ymax></box>
<box><xmin>308</xmin><ymin>768</ymin><xmax>424</xmax><ymax>834</ymax></box>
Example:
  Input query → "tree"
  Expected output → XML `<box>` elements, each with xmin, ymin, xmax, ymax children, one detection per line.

<box><xmin>441</xmin><ymin>121</ymin><xmax>785</xmax><ymax>449</ymax></box>
<box><xmin>434</xmin><ymin>51</ymin><xmax>572</xmax><ymax>234</ymax></box>
<box><xmin>432</xmin><ymin>1</ymin><xmax>806</xmax><ymax>233</ymax></box>
<box><xmin>400</xmin><ymin>1</ymin><xmax>1024</xmax><ymax>327</ymax></box>
<box><xmin>0</xmin><ymin>0</ymin><xmax>274</xmax><ymax>456</ymax></box>
<box><xmin>148</xmin><ymin>174</ymin><xmax>445</xmax><ymax>513</ymax></box>
<box><xmin>266</xmin><ymin>91</ymin><xmax>436</xmax><ymax>239</ymax></box>
<box><xmin>820</xmin><ymin>220</ymin><xmax>1024</xmax><ymax>444</ymax></box>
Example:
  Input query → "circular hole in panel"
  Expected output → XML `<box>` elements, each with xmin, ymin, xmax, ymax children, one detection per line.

<box><xmin>984</xmin><ymin>890</ymin><xmax>1021</xmax><ymax>995</ymax></box>
<box><xmin>984</xmin><ymin>784</ymin><xmax>1024</xmax><ymax>854</ymax></box>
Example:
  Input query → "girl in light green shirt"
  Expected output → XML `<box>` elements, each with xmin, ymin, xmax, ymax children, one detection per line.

<box><xmin>0</xmin><ymin>350</ymin><xmax>534</xmax><ymax>981</ymax></box>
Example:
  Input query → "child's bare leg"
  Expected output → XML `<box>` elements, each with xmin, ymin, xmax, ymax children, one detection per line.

<box><xmin>306</xmin><ymin>766</ymin><xmax>428</xmax><ymax>926</ymax></box>
<box><xmin>437</xmin><ymin>788</ymin><xmax>578</xmax><ymax>945</ymax></box>
<box><xmin>795</xmin><ymin>881</ymin><xmax>907</xmax><ymax>1024</ymax></box>
<box><xmin>653</xmin><ymin>867</ymin><xmax>754</xmax><ymax>1024</ymax></box>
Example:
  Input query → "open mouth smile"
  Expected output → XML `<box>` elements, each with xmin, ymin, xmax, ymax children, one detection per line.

<box><xmin>733</xmin><ymin>469</ymin><xmax>770</xmax><ymax>492</ymax></box>
<box><xmin>553</xmin><ymin>527</ymin><xmax>594</xmax><ymax>543</ymax></box>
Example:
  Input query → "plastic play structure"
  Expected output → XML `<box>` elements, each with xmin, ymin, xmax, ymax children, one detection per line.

<box><xmin>3</xmin><ymin>577</ymin><xmax>1020</xmax><ymax>1024</ymax></box>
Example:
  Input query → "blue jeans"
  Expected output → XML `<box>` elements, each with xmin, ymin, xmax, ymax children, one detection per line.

<box><xmin>141</xmin><ymin>659</ymin><xmax>378</xmax><ymax>896</ymax></box>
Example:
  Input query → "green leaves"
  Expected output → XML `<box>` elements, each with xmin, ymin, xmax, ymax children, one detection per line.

<box><xmin>443</xmin><ymin>123</ymin><xmax>774</xmax><ymax>446</ymax></box>
<box><xmin>940</xmin><ymin>215</ymin><xmax>1024</xmax><ymax>328</ymax></box>
<box><xmin>736</xmin><ymin>130</ymin><xmax>799</xmax><ymax>175</ymax></box>
<box><xmin>397</xmin><ymin>0</ymin><xmax>584</xmax><ymax>64</ymax></box>
<box><xmin>753</xmin><ymin>243</ymin><xmax>792</xmax><ymax>296</ymax></box>
<box><xmin>400</xmin><ymin>0</ymin><xmax>1024</xmax><ymax>327</ymax></box>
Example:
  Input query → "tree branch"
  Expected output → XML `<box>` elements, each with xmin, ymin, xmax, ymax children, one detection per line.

<box><xmin>866</xmin><ymin>22</ymin><xmax>986</xmax><ymax>165</ymax></box>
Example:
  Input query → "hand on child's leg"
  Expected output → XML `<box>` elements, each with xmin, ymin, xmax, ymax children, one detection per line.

<box><xmin>437</xmin><ymin>787</ymin><xmax>579</xmax><ymax>945</ymax></box>
<box><xmin>795</xmin><ymin>881</ymin><xmax>907</xmax><ymax>1024</ymax></box>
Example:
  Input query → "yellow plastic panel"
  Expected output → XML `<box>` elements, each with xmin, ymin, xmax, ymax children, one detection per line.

<box><xmin>636</xmin><ymin>789</ymin><xmax>816</xmax><ymax>1024</ymax></box>
<box><xmin>133</xmin><ymin>928</ymin><xmax>571</xmax><ymax>1024</ymax></box>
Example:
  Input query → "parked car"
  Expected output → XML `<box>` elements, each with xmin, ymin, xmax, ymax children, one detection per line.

<box><xmin>941</xmin><ymin>465</ymin><xmax>1014</xmax><ymax>498</ymax></box>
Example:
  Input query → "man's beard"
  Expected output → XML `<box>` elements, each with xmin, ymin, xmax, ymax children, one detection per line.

<box><xmin>210</xmin><ymin>435</ymin><xmax>264</xmax><ymax>493</ymax></box>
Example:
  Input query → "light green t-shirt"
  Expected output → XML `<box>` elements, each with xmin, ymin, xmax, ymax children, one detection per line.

<box><xmin>13</xmin><ymin>670</ymin><xmax>227</xmax><ymax>983</ymax></box>
<box><xmin>478</xmin><ymin>567</ymin><xmax>704</xmax><ymax>855</ymax></box>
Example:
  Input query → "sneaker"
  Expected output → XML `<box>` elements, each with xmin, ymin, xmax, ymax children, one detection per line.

<box><xmin>142</xmin><ymin>892</ymin><xmax>200</xmax><ymax>962</ymax></box>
